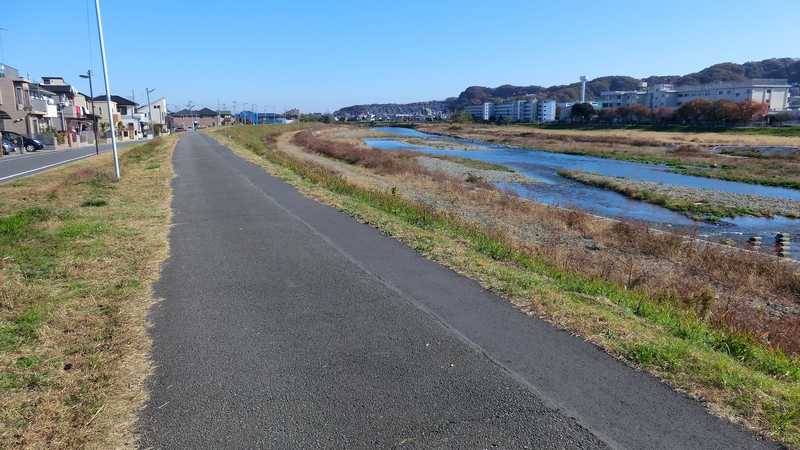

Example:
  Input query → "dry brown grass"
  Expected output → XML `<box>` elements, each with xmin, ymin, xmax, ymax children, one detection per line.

<box><xmin>288</xmin><ymin>127</ymin><xmax>800</xmax><ymax>356</ymax></box>
<box><xmin>292</xmin><ymin>129</ymin><xmax>427</xmax><ymax>175</ymax></box>
<box><xmin>0</xmin><ymin>136</ymin><xmax>177</xmax><ymax>448</ymax></box>
<box><xmin>423</xmin><ymin>123</ymin><xmax>800</xmax><ymax>147</ymax></box>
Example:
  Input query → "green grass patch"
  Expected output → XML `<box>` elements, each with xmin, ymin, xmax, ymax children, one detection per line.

<box><xmin>672</xmin><ymin>166</ymin><xmax>800</xmax><ymax>190</ymax></box>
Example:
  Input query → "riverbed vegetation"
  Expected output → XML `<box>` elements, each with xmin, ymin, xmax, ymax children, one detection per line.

<box><xmin>559</xmin><ymin>169</ymin><xmax>800</xmax><ymax>222</ymax></box>
<box><xmin>0</xmin><ymin>137</ymin><xmax>177</xmax><ymax>448</ymax></box>
<box><xmin>210</xmin><ymin>124</ymin><xmax>800</xmax><ymax>447</ymax></box>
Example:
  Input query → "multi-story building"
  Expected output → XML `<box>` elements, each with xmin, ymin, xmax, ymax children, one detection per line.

<box><xmin>536</xmin><ymin>100</ymin><xmax>557</xmax><ymax>122</ymax></box>
<box><xmin>789</xmin><ymin>85</ymin><xmax>800</xmax><ymax>112</ymax></box>
<box><xmin>0</xmin><ymin>64</ymin><xmax>51</xmax><ymax>137</ymax></box>
<box><xmin>463</xmin><ymin>98</ymin><xmax>555</xmax><ymax>123</ymax></box>
<box><xmin>464</xmin><ymin>102</ymin><xmax>493</xmax><ymax>121</ymax></box>
<box><xmin>600</xmin><ymin>79</ymin><xmax>792</xmax><ymax>112</ymax></box>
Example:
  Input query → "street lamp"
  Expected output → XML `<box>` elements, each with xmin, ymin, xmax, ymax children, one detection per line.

<box><xmin>145</xmin><ymin>88</ymin><xmax>156</xmax><ymax>137</ymax></box>
<box><xmin>79</xmin><ymin>70</ymin><xmax>100</xmax><ymax>156</ymax></box>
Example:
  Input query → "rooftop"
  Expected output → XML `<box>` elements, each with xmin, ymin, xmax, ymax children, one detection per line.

<box><xmin>92</xmin><ymin>95</ymin><xmax>137</xmax><ymax>106</ymax></box>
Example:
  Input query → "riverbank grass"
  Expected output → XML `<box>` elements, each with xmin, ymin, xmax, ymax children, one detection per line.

<box><xmin>0</xmin><ymin>137</ymin><xmax>176</xmax><ymax>448</ymax></box>
<box><xmin>557</xmin><ymin>169</ymin><xmax>799</xmax><ymax>222</ymax></box>
<box><xmin>210</xmin><ymin>125</ymin><xmax>799</xmax><ymax>447</ymax></box>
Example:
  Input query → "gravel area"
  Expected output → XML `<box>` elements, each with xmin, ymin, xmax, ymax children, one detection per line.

<box><xmin>416</xmin><ymin>156</ymin><xmax>535</xmax><ymax>184</ymax></box>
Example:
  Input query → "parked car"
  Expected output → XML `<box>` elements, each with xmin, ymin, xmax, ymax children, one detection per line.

<box><xmin>2</xmin><ymin>131</ymin><xmax>45</xmax><ymax>152</ymax></box>
<box><xmin>2</xmin><ymin>137</ymin><xmax>17</xmax><ymax>155</ymax></box>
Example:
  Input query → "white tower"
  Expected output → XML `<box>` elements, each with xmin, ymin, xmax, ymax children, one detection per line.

<box><xmin>580</xmin><ymin>76</ymin><xmax>587</xmax><ymax>103</ymax></box>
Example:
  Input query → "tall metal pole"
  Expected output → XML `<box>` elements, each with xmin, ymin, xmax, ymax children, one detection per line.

<box><xmin>146</xmin><ymin>88</ymin><xmax>155</xmax><ymax>138</ymax></box>
<box><xmin>94</xmin><ymin>0</ymin><xmax>120</xmax><ymax>180</ymax></box>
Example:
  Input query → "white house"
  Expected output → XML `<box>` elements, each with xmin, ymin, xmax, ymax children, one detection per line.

<box><xmin>136</xmin><ymin>96</ymin><xmax>167</xmax><ymax>135</ymax></box>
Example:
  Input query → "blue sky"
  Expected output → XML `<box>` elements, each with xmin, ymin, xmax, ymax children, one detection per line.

<box><xmin>2</xmin><ymin>0</ymin><xmax>798</xmax><ymax>113</ymax></box>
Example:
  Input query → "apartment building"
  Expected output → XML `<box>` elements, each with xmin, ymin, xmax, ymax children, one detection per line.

<box><xmin>536</xmin><ymin>100</ymin><xmax>557</xmax><ymax>122</ymax></box>
<box><xmin>464</xmin><ymin>102</ymin><xmax>493</xmax><ymax>121</ymax></box>
<box><xmin>600</xmin><ymin>79</ymin><xmax>791</xmax><ymax>112</ymax></box>
<box><xmin>464</xmin><ymin>98</ymin><xmax>556</xmax><ymax>123</ymax></box>
<box><xmin>789</xmin><ymin>85</ymin><xmax>800</xmax><ymax>112</ymax></box>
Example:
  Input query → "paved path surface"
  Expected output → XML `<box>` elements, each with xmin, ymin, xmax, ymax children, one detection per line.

<box><xmin>0</xmin><ymin>138</ymin><xmax>150</xmax><ymax>182</ymax></box>
<box><xmin>138</xmin><ymin>132</ymin><xmax>776</xmax><ymax>449</ymax></box>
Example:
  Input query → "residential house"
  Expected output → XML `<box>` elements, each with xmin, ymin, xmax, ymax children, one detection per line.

<box><xmin>39</xmin><ymin>76</ymin><xmax>96</xmax><ymax>144</ymax></box>
<box><xmin>0</xmin><ymin>63</ymin><xmax>51</xmax><ymax>138</ymax></box>
<box><xmin>168</xmin><ymin>108</ymin><xmax>221</xmax><ymax>129</ymax></box>
<box><xmin>135</xmin><ymin>96</ymin><xmax>168</xmax><ymax>135</ymax></box>
<box><xmin>91</xmin><ymin>95</ymin><xmax>148</xmax><ymax>140</ymax></box>
<box><xmin>217</xmin><ymin>110</ymin><xmax>234</xmax><ymax>125</ymax></box>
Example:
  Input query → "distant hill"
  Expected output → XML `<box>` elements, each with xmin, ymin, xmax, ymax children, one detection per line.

<box><xmin>334</xmin><ymin>58</ymin><xmax>800</xmax><ymax>116</ymax></box>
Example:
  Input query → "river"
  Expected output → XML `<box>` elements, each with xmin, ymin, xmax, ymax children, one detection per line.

<box><xmin>365</xmin><ymin>127</ymin><xmax>800</xmax><ymax>246</ymax></box>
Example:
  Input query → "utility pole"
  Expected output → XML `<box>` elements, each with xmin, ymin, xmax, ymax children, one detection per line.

<box><xmin>94</xmin><ymin>0</ymin><xmax>120</xmax><ymax>180</ymax></box>
<box><xmin>146</xmin><ymin>88</ymin><xmax>156</xmax><ymax>137</ymax></box>
<box><xmin>79</xmin><ymin>70</ymin><xmax>100</xmax><ymax>155</ymax></box>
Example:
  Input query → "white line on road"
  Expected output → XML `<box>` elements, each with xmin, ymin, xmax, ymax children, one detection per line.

<box><xmin>0</xmin><ymin>153</ymin><xmax>96</xmax><ymax>183</ymax></box>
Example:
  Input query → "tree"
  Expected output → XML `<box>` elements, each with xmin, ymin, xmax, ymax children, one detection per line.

<box><xmin>495</xmin><ymin>115</ymin><xmax>511</xmax><ymax>125</ymax></box>
<box><xmin>570</xmin><ymin>103</ymin><xmax>595</xmax><ymax>123</ymax></box>
<box><xmin>452</xmin><ymin>110</ymin><xmax>473</xmax><ymax>123</ymax></box>
<box><xmin>674</xmin><ymin>99</ymin><xmax>768</xmax><ymax>126</ymax></box>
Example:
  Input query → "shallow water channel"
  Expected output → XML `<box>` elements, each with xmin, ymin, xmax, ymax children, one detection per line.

<box><xmin>365</xmin><ymin>127</ymin><xmax>800</xmax><ymax>247</ymax></box>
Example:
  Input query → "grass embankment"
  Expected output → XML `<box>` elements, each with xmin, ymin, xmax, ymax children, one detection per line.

<box><xmin>210</xmin><ymin>125</ymin><xmax>799</xmax><ymax>447</ymax></box>
<box><xmin>0</xmin><ymin>137</ymin><xmax>177</xmax><ymax>448</ymax></box>
<box><xmin>421</xmin><ymin>123</ymin><xmax>800</xmax><ymax>190</ymax></box>
<box><xmin>558</xmin><ymin>169</ymin><xmax>799</xmax><ymax>222</ymax></box>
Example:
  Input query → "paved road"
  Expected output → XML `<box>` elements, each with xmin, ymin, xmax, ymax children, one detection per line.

<box><xmin>0</xmin><ymin>138</ymin><xmax>149</xmax><ymax>182</ymax></box>
<box><xmin>139</xmin><ymin>132</ymin><xmax>776</xmax><ymax>449</ymax></box>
